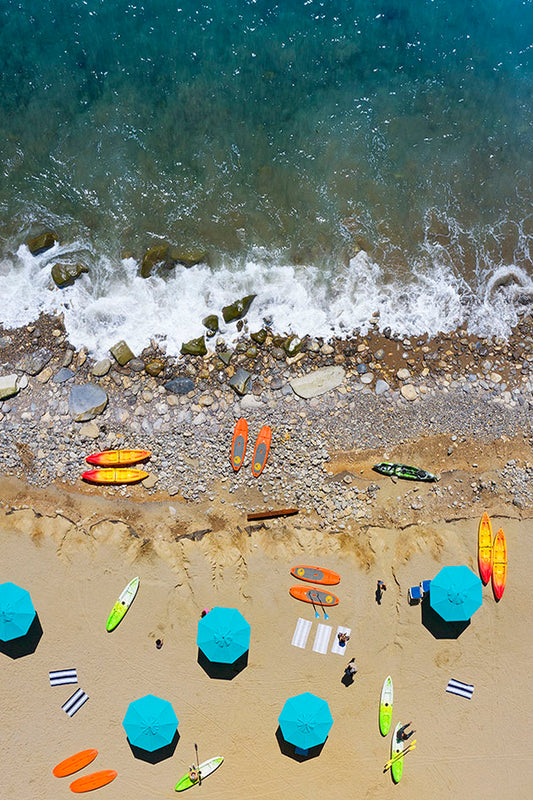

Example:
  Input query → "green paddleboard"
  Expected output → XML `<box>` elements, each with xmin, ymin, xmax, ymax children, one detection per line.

<box><xmin>175</xmin><ymin>756</ymin><xmax>224</xmax><ymax>791</ymax></box>
<box><xmin>391</xmin><ymin>723</ymin><xmax>404</xmax><ymax>783</ymax></box>
<box><xmin>106</xmin><ymin>577</ymin><xmax>139</xmax><ymax>632</ymax></box>
<box><xmin>379</xmin><ymin>675</ymin><xmax>393</xmax><ymax>736</ymax></box>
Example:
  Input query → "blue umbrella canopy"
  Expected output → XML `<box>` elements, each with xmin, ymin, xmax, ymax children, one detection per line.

<box><xmin>0</xmin><ymin>582</ymin><xmax>36</xmax><ymax>641</ymax></box>
<box><xmin>278</xmin><ymin>692</ymin><xmax>333</xmax><ymax>750</ymax></box>
<box><xmin>123</xmin><ymin>694</ymin><xmax>178</xmax><ymax>751</ymax></box>
<box><xmin>429</xmin><ymin>565</ymin><xmax>482</xmax><ymax>622</ymax></box>
<box><xmin>197</xmin><ymin>606</ymin><xmax>251</xmax><ymax>664</ymax></box>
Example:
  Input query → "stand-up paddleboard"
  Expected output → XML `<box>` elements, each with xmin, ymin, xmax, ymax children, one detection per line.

<box><xmin>492</xmin><ymin>527</ymin><xmax>507</xmax><ymax>600</ymax></box>
<box><xmin>391</xmin><ymin>723</ymin><xmax>404</xmax><ymax>784</ymax></box>
<box><xmin>230</xmin><ymin>418</ymin><xmax>248</xmax><ymax>471</ymax></box>
<box><xmin>251</xmin><ymin>425</ymin><xmax>271</xmax><ymax>477</ymax></box>
<box><xmin>106</xmin><ymin>577</ymin><xmax>140</xmax><ymax>632</ymax></box>
<box><xmin>290</xmin><ymin>565</ymin><xmax>340</xmax><ymax>585</ymax></box>
<box><xmin>379</xmin><ymin>676</ymin><xmax>393</xmax><ymax>736</ymax></box>
<box><xmin>478</xmin><ymin>511</ymin><xmax>493</xmax><ymax>584</ymax></box>
<box><xmin>82</xmin><ymin>468</ymin><xmax>148</xmax><ymax>485</ymax></box>
<box><xmin>53</xmin><ymin>749</ymin><xmax>98</xmax><ymax>778</ymax></box>
<box><xmin>86</xmin><ymin>449</ymin><xmax>151</xmax><ymax>466</ymax></box>
<box><xmin>70</xmin><ymin>770</ymin><xmax>117</xmax><ymax>793</ymax></box>
<box><xmin>175</xmin><ymin>757</ymin><xmax>224</xmax><ymax>791</ymax></box>
<box><xmin>289</xmin><ymin>586</ymin><xmax>339</xmax><ymax>606</ymax></box>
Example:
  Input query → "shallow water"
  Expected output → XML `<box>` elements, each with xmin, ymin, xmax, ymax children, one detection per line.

<box><xmin>0</xmin><ymin>0</ymin><xmax>531</xmax><ymax>354</ymax></box>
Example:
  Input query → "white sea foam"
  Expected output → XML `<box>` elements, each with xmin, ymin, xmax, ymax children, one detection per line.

<box><xmin>1</xmin><ymin>242</ymin><xmax>531</xmax><ymax>358</ymax></box>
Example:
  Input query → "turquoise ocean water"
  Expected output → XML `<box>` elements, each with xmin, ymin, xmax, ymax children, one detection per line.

<box><xmin>0</xmin><ymin>0</ymin><xmax>531</xmax><ymax>355</ymax></box>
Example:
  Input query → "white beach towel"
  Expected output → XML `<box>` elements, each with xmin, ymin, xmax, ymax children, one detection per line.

<box><xmin>312</xmin><ymin>624</ymin><xmax>332</xmax><ymax>654</ymax></box>
<box><xmin>291</xmin><ymin>618</ymin><xmax>312</xmax><ymax>649</ymax></box>
<box><xmin>62</xmin><ymin>688</ymin><xmax>89</xmax><ymax>717</ymax></box>
<box><xmin>446</xmin><ymin>678</ymin><xmax>474</xmax><ymax>700</ymax></box>
<box><xmin>49</xmin><ymin>668</ymin><xmax>78</xmax><ymax>687</ymax></box>
<box><xmin>331</xmin><ymin>626</ymin><xmax>352</xmax><ymax>655</ymax></box>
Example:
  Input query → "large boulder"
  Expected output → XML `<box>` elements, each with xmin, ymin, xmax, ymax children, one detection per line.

<box><xmin>27</xmin><ymin>230</ymin><xmax>58</xmax><ymax>255</ymax></box>
<box><xmin>15</xmin><ymin>348</ymin><xmax>52</xmax><ymax>376</ymax></box>
<box><xmin>51</xmin><ymin>262</ymin><xmax>88</xmax><ymax>288</ymax></box>
<box><xmin>141</xmin><ymin>243</ymin><xmax>207</xmax><ymax>278</ymax></box>
<box><xmin>289</xmin><ymin>365</ymin><xmax>345</xmax><ymax>398</ymax></box>
<box><xmin>69</xmin><ymin>383</ymin><xmax>108</xmax><ymax>421</ymax></box>
<box><xmin>222</xmin><ymin>294</ymin><xmax>256</xmax><ymax>324</ymax></box>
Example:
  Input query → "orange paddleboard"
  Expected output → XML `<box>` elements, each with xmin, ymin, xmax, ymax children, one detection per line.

<box><xmin>53</xmin><ymin>749</ymin><xmax>98</xmax><ymax>778</ymax></box>
<box><xmin>70</xmin><ymin>770</ymin><xmax>117</xmax><ymax>793</ymax></box>
<box><xmin>291</xmin><ymin>565</ymin><xmax>340</xmax><ymax>585</ymax></box>
<box><xmin>82</xmin><ymin>469</ymin><xmax>148</xmax><ymax>485</ymax></box>
<box><xmin>86</xmin><ymin>449</ymin><xmax>151</xmax><ymax>466</ymax></box>
<box><xmin>492</xmin><ymin>527</ymin><xmax>507</xmax><ymax>600</ymax></box>
<box><xmin>251</xmin><ymin>425</ymin><xmax>271</xmax><ymax>477</ymax></box>
<box><xmin>478</xmin><ymin>512</ymin><xmax>493</xmax><ymax>584</ymax></box>
<box><xmin>289</xmin><ymin>585</ymin><xmax>339</xmax><ymax>606</ymax></box>
<box><xmin>230</xmin><ymin>418</ymin><xmax>248</xmax><ymax>471</ymax></box>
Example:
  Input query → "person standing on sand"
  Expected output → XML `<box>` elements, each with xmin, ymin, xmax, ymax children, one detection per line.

<box><xmin>376</xmin><ymin>580</ymin><xmax>386</xmax><ymax>604</ymax></box>
<box><xmin>344</xmin><ymin>658</ymin><xmax>357</xmax><ymax>677</ymax></box>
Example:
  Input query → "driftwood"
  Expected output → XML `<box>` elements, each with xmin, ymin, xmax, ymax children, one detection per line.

<box><xmin>246</xmin><ymin>507</ymin><xmax>299</xmax><ymax>521</ymax></box>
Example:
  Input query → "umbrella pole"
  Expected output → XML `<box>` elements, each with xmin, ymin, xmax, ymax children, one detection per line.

<box><xmin>194</xmin><ymin>743</ymin><xmax>202</xmax><ymax>786</ymax></box>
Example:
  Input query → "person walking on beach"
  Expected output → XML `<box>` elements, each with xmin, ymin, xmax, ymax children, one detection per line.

<box><xmin>376</xmin><ymin>580</ymin><xmax>387</xmax><ymax>604</ymax></box>
<box><xmin>397</xmin><ymin>722</ymin><xmax>415</xmax><ymax>741</ymax></box>
<box><xmin>344</xmin><ymin>658</ymin><xmax>357</xmax><ymax>677</ymax></box>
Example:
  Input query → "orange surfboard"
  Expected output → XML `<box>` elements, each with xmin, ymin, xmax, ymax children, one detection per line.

<box><xmin>53</xmin><ymin>749</ymin><xmax>98</xmax><ymax>778</ymax></box>
<box><xmin>82</xmin><ymin>469</ymin><xmax>148</xmax><ymax>485</ymax></box>
<box><xmin>86</xmin><ymin>449</ymin><xmax>151</xmax><ymax>466</ymax></box>
<box><xmin>478</xmin><ymin>512</ymin><xmax>493</xmax><ymax>584</ymax></box>
<box><xmin>230</xmin><ymin>418</ymin><xmax>248</xmax><ymax>471</ymax></box>
<box><xmin>492</xmin><ymin>527</ymin><xmax>507</xmax><ymax>600</ymax></box>
<box><xmin>289</xmin><ymin>585</ymin><xmax>339</xmax><ymax>606</ymax></box>
<box><xmin>70</xmin><ymin>770</ymin><xmax>117</xmax><ymax>793</ymax></box>
<box><xmin>251</xmin><ymin>425</ymin><xmax>271</xmax><ymax>477</ymax></box>
<box><xmin>291</xmin><ymin>565</ymin><xmax>340</xmax><ymax>585</ymax></box>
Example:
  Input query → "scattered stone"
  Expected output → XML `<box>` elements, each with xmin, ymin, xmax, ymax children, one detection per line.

<box><xmin>51</xmin><ymin>262</ymin><xmax>88</xmax><ymax>288</ymax></box>
<box><xmin>142</xmin><ymin>473</ymin><xmax>159</xmax><ymax>489</ymax></box>
<box><xmin>202</xmin><ymin>314</ymin><xmax>219</xmax><ymax>333</ymax></box>
<box><xmin>53</xmin><ymin>368</ymin><xmax>75</xmax><ymax>383</ymax></box>
<box><xmin>360</xmin><ymin>373</ymin><xmax>374</xmax><ymax>384</ymax></box>
<box><xmin>27</xmin><ymin>230</ymin><xmax>58</xmax><ymax>255</ymax></box>
<box><xmin>374</xmin><ymin>348</ymin><xmax>385</xmax><ymax>360</ymax></box>
<box><xmin>400</xmin><ymin>384</ymin><xmax>418</xmax><ymax>401</ymax></box>
<box><xmin>397</xmin><ymin>368</ymin><xmax>411</xmax><ymax>380</ymax></box>
<box><xmin>62</xmin><ymin>350</ymin><xmax>74</xmax><ymax>367</ymax></box>
<box><xmin>164</xmin><ymin>377</ymin><xmax>195</xmax><ymax>395</ymax></box>
<box><xmin>283</xmin><ymin>335</ymin><xmax>303</xmax><ymax>357</ymax></box>
<box><xmin>16</xmin><ymin>348</ymin><xmax>52</xmax><ymax>376</ymax></box>
<box><xmin>181</xmin><ymin>336</ymin><xmax>207</xmax><ymax>356</ymax></box>
<box><xmin>240</xmin><ymin>394</ymin><xmax>263</xmax><ymax>410</ymax></box>
<box><xmin>92</xmin><ymin>358</ymin><xmax>112</xmax><ymax>377</ymax></box>
<box><xmin>250</xmin><ymin>329</ymin><xmax>267</xmax><ymax>345</ymax></box>
<box><xmin>320</xmin><ymin>344</ymin><xmax>334</xmax><ymax>355</ymax></box>
<box><xmin>228</xmin><ymin>368</ymin><xmax>252</xmax><ymax>396</ymax></box>
<box><xmin>110</xmin><ymin>340</ymin><xmax>134</xmax><ymax>366</ymax></box>
<box><xmin>69</xmin><ymin>383</ymin><xmax>108</xmax><ymax>421</ymax></box>
<box><xmin>222</xmin><ymin>294</ymin><xmax>256</xmax><ymax>324</ymax></box>
<box><xmin>356</xmin><ymin>363</ymin><xmax>368</xmax><ymax>375</ymax></box>
<box><xmin>144</xmin><ymin>358</ymin><xmax>165</xmax><ymax>377</ymax></box>
<box><xmin>218</xmin><ymin>350</ymin><xmax>233</xmax><ymax>365</ymax></box>
<box><xmin>129</xmin><ymin>358</ymin><xmax>145</xmax><ymax>372</ymax></box>
<box><xmin>375</xmin><ymin>378</ymin><xmax>390</xmax><ymax>395</ymax></box>
<box><xmin>79</xmin><ymin>422</ymin><xmax>100</xmax><ymax>438</ymax></box>
<box><xmin>36</xmin><ymin>367</ymin><xmax>53</xmax><ymax>384</ymax></box>
<box><xmin>0</xmin><ymin>374</ymin><xmax>20</xmax><ymax>400</ymax></box>
<box><xmin>290</xmin><ymin>366</ymin><xmax>345</xmax><ymax>398</ymax></box>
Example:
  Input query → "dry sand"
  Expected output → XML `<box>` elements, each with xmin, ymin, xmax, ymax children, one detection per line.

<box><xmin>1</xmin><ymin>452</ymin><xmax>531</xmax><ymax>800</ymax></box>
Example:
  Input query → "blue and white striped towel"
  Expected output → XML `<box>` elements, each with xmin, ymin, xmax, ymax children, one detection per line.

<box><xmin>62</xmin><ymin>688</ymin><xmax>89</xmax><ymax>717</ymax></box>
<box><xmin>446</xmin><ymin>679</ymin><xmax>474</xmax><ymax>699</ymax></box>
<box><xmin>291</xmin><ymin>618</ymin><xmax>312</xmax><ymax>649</ymax></box>
<box><xmin>49</xmin><ymin>668</ymin><xmax>78</xmax><ymax>687</ymax></box>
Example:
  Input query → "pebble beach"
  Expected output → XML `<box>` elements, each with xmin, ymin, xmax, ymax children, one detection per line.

<box><xmin>1</xmin><ymin>312</ymin><xmax>532</xmax><ymax>798</ymax></box>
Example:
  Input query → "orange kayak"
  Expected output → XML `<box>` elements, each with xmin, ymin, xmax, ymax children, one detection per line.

<box><xmin>70</xmin><ymin>770</ymin><xmax>117</xmax><ymax>793</ymax></box>
<box><xmin>291</xmin><ymin>565</ymin><xmax>341</xmax><ymax>585</ymax></box>
<box><xmin>478</xmin><ymin>512</ymin><xmax>493</xmax><ymax>584</ymax></box>
<box><xmin>230</xmin><ymin>418</ymin><xmax>248</xmax><ymax>471</ymax></box>
<box><xmin>251</xmin><ymin>425</ymin><xmax>271</xmax><ymax>477</ymax></box>
<box><xmin>82</xmin><ymin>469</ymin><xmax>148</xmax><ymax>485</ymax></box>
<box><xmin>492</xmin><ymin>528</ymin><xmax>507</xmax><ymax>600</ymax></box>
<box><xmin>53</xmin><ymin>749</ymin><xmax>98</xmax><ymax>778</ymax></box>
<box><xmin>289</xmin><ymin>585</ymin><xmax>339</xmax><ymax>606</ymax></box>
<box><xmin>86</xmin><ymin>449</ymin><xmax>151</xmax><ymax>466</ymax></box>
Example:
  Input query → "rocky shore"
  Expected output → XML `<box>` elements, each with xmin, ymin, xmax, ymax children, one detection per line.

<box><xmin>2</xmin><ymin>312</ymin><xmax>533</xmax><ymax>532</ymax></box>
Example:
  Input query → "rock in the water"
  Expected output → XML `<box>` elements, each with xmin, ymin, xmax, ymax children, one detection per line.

<box><xmin>144</xmin><ymin>358</ymin><xmax>165</xmax><ymax>376</ymax></box>
<box><xmin>289</xmin><ymin>365</ymin><xmax>345</xmax><ymax>398</ymax></box>
<box><xmin>92</xmin><ymin>358</ymin><xmax>112</xmax><ymax>376</ymax></box>
<box><xmin>250</xmin><ymin>329</ymin><xmax>267</xmax><ymax>345</ymax></box>
<box><xmin>164</xmin><ymin>377</ymin><xmax>195</xmax><ymax>395</ymax></box>
<box><xmin>222</xmin><ymin>294</ymin><xmax>256</xmax><ymax>323</ymax></box>
<box><xmin>110</xmin><ymin>340</ymin><xmax>134</xmax><ymax>365</ymax></box>
<box><xmin>202</xmin><ymin>314</ymin><xmax>219</xmax><ymax>333</ymax></box>
<box><xmin>0</xmin><ymin>374</ymin><xmax>20</xmax><ymax>400</ymax></box>
<box><xmin>51</xmin><ymin>262</ymin><xmax>88</xmax><ymax>288</ymax></box>
<box><xmin>27</xmin><ymin>230</ymin><xmax>58</xmax><ymax>255</ymax></box>
<box><xmin>181</xmin><ymin>336</ymin><xmax>207</xmax><ymax>356</ymax></box>
<box><xmin>141</xmin><ymin>243</ymin><xmax>206</xmax><ymax>278</ymax></box>
<box><xmin>16</xmin><ymin>348</ymin><xmax>52</xmax><ymax>376</ymax></box>
<box><xmin>228</xmin><ymin>367</ymin><xmax>252</xmax><ymax>396</ymax></box>
<box><xmin>400</xmin><ymin>384</ymin><xmax>418</xmax><ymax>401</ymax></box>
<box><xmin>283</xmin><ymin>335</ymin><xmax>303</xmax><ymax>356</ymax></box>
<box><xmin>53</xmin><ymin>368</ymin><xmax>75</xmax><ymax>383</ymax></box>
<box><xmin>69</xmin><ymin>383</ymin><xmax>108</xmax><ymax>421</ymax></box>
<box><xmin>175</xmin><ymin>248</ymin><xmax>207</xmax><ymax>267</ymax></box>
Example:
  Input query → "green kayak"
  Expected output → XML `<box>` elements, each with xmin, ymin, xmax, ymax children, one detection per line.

<box><xmin>373</xmin><ymin>462</ymin><xmax>439</xmax><ymax>482</ymax></box>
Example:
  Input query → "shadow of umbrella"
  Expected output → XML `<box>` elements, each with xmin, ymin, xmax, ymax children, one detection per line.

<box><xmin>421</xmin><ymin>596</ymin><xmax>471</xmax><ymax>639</ymax></box>
<box><xmin>0</xmin><ymin>613</ymin><xmax>43</xmax><ymax>659</ymax></box>
<box><xmin>275</xmin><ymin>726</ymin><xmax>326</xmax><ymax>761</ymax></box>
<box><xmin>197</xmin><ymin>648</ymin><xmax>249</xmax><ymax>680</ymax></box>
<box><xmin>0</xmin><ymin>582</ymin><xmax>41</xmax><ymax>659</ymax></box>
<box><xmin>128</xmin><ymin>729</ymin><xmax>180</xmax><ymax>764</ymax></box>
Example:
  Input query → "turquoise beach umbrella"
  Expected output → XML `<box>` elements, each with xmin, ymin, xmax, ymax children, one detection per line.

<box><xmin>123</xmin><ymin>694</ymin><xmax>178</xmax><ymax>751</ymax></box>
<box><xmin>197</xmin><ymin>606</ymin><xmax>251</xmax><ymax>664</ymax></box>
<box><xmin>429</xmin><ymin>565</ymin><xmax>482</xmax><ymax>622</ymax></box>
<box><xmin>278</xmin><ymin>692</ymin><xmax>333</xmax><ymax>750</ymax></box>
<box><xmin>0</xmin><ymin>582</ymin><xmax>36</xmax><ymax>641</ymax></box>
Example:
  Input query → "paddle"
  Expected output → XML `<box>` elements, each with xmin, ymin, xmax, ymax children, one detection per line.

<box><xmin>194</xmin><ymin>743</ymin><xmax>201</xmax><ymax>786</ymax></box>
<box><xmin>383</xmin><ymin>741</ymin><xmax>417</xmax><ymax>772</ymax></box>
<box><xmin>310</xmin><ymin>593</ymin><xmax>320</xmax><ymax>619</ymax></box>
